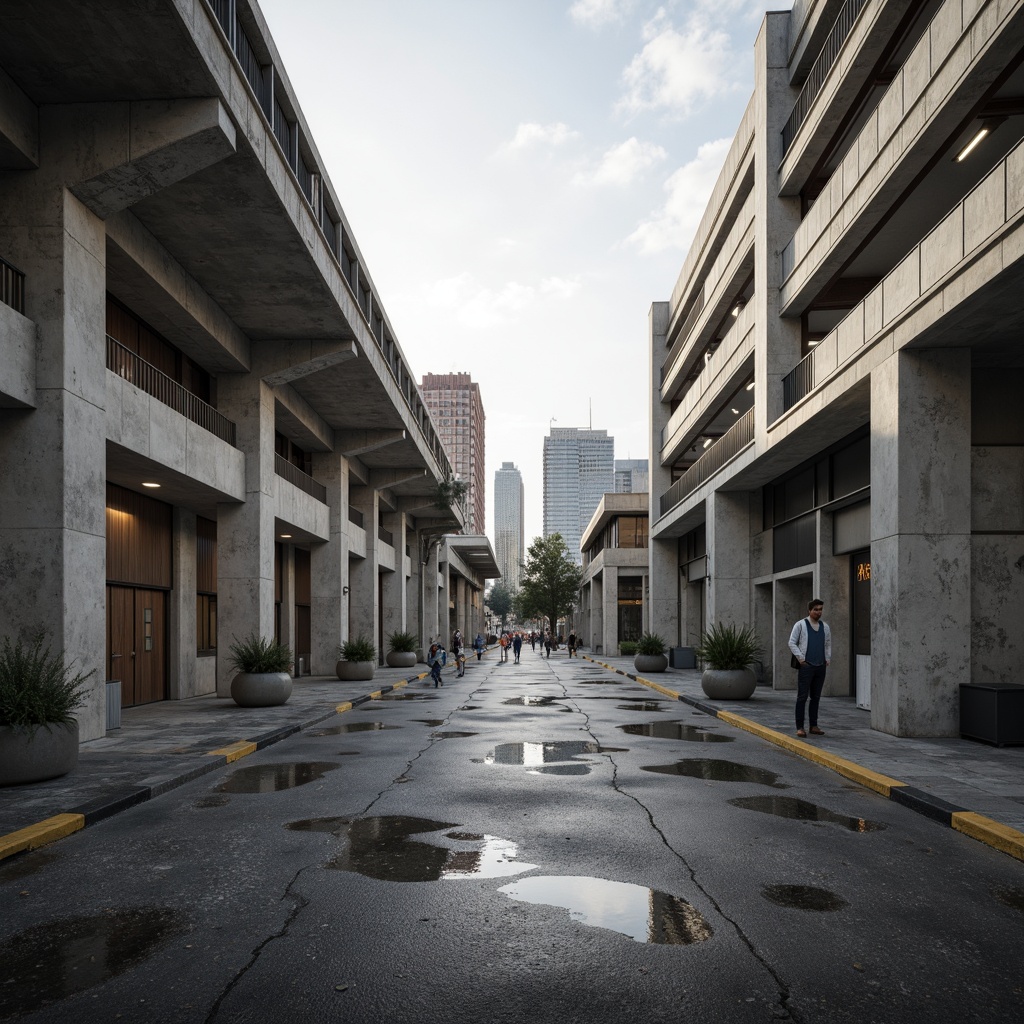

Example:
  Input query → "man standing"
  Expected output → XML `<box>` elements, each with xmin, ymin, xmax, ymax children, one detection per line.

<box><xmin>512</xmin><ymin>633</ymin><xmax>522</xmax><ymax>664</ymax></box>
<box><xmin>788</xmin><ymin>599</ymin><xmax>831</xmax><ymax>738</ymax></box>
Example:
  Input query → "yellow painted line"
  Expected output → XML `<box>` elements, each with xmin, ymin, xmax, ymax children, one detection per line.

<box><xmin>952</xmin><ymin>812</ymin><xmax>1024</xmax><ymax>862</ymax></box>
<box><xmin>336</xmin><ymin>701</ymin><xmax>354</xmax><ymax>713</ymax></box>
<box><xmin>368</xmin><ymin>690</ymin><xmax>383</xmax><ymax>700</ymax></box>
<box><xmin>392</xmin><ymin>680</ymin><xmax>409</xmax><ymax>690</ymax></box>
<box><xmin>208</xmin><ymin>740</ymin><xmax>257</xmax><ymax>762</ymax></box>
<box><xmin>0</xmin><ymin>813</ymin><xmax>85</xmax><ymax>862</ymax></box>
<box><xmin>633</xmin><ymin>676</ymin><xmax>683</xmax><ymax>700</ymax></box>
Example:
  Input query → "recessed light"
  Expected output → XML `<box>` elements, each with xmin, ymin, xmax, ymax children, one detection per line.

<box><xmin>731</xmin><ymin>408</ymin><xmax>740</xmax><ymax>414</ymax></box>
<box><xmin>702</xmin><ymin>437</ymin><xmax>713</xmax><ymax>449</ymax></box>
<box><xmin>745</xmin><ymin>381</ymin><xmax>755</xmax><ymax>391</ymax></box>
<box><xmin>142</xmin><ymin>482</ymin><xmax>160</xmax><ymax>488</ymax></box>
<box><xmin>280</xmin><ymin>534</ymin><xmax>292</xmax><ymax>539</ymax></box>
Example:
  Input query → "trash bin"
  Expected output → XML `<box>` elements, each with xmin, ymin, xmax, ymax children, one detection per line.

<box><xmin>669</xmin><ymin>646</ymin><xmax>696</xmax><ymax>669</ymax></box>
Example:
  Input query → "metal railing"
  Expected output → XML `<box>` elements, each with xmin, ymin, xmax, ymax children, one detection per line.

<box><xmin>781</xmin><ymin>0</ymin><xmax>869</xmax><ymax>156</ymax></box>
<box><xmin>274</xmin><ymin>453</ymin><xmax>327</xmax><ymax>503</ymax></box>
<box><xmin>659</xmin><ymin>408</ymin><xmax>754</xmax><ymax>517</ymax></box>
<box><xmin>106</xmin><ymin>337</ymin><xmax>237</xmax><ymax>446</ymax></box>
<box><xmin>348</xmin><ymin>507</ymin><xmax>364</xmax><ymax>529</ymax></box>
<box><xmin>1</xmin><ymin>256</ymin><xmax>24</xmax><ymax>314</ymax></box>
<box><xmin>782</xmin><ymin>350</ymin><xmax>816</xmax><ymax>410</ymax></box>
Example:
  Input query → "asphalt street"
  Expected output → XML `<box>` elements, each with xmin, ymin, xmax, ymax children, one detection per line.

<box><xmin>1</xmin><ymin>647</ymin><xmax>1022</xmax><ymax>1024</ymax></box>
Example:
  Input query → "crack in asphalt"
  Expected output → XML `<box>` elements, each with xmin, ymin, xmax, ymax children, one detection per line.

<box><xmin>549</xmin><ymin>661</ymin><xmax>799</xmax><ymax>1023</ymax></box>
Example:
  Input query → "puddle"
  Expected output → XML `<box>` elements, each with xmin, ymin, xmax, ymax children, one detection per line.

<box><xmin>485</xmin><ymin>741</ymin><xmax>626</xmax><ymax>766</ymax></box>
<box><xmin>458</xmin><ymin>706</ymin><xmax>481</xmax><ymax>711</ymax></box>
<box><xmin>761</xmin><ymin>884</ymin><xmax>848</xmax><ymax>912</ymax></box>
<box><xmin>194</xmin><ymin>794</ymin><xmax>231</xmax><ymax>809</ymax></box>
<box><xmin>994</xmin><ymin>887</ymin><xmax>1024</xmax><ymax>913</ymax></box>
<box><xmin>287</xmin><ymin>816</ymin><xmax>536</xmax><ymax>881</ymax></box>
<box><xmin>728</xmin><ymin>796</ymin><xmax>886</xmax><ymax>831</ymax></box>
<box><xmin>529</xmin><ymin>764</ymin><xmax>593</xmax><ymax>776</ymax></box>
<box><xmin>575</xmin><ymin>679</ymin><xmax>627</xmax><ymax>685</ymax></box>
<box><xmin>333</xmin><ymin>750</ymin><xmax>361</xmax><ymax>756</ymax></box>
<box><xmin>218</xmin><ymin>761</ymin><xmax>339</xmax><ymax>793</ymax></box>
<box><xmin>621</xmin><ymin>721</ymin><xmax>733</xmax><ymax>742</ymax></box>
<box><xmin>0</xmin><ymin>848</ymin><xmax>60</xmax><ymax>882</ymax></box>
<box><xmin>431</xmin><ymin>731</ymin><xmax>478</xmax><ymax>739</ymax></box>
<box><xmin>307</xmin><ymin>722</ymin><xmax>400</xmax><ymax>735</ymax></box>
<box><xmin>0</xmin><ymin>908</ymin><xmax>185</xmax><ymax>1016</ymax></box>
<box><xmin>502</xmin><ymin>696</ymin><xmax>571</xmax><ymax>711</ymax></box>
<box><xmin>641</xmin><ymin>759</ymin><xmax>786</xmax><ymax>787</ymax></box>
<box><xmin>370</xmin><ymin>693</ymin><xmax>439</xmax><ymax>702</ymax></box>
<box><xmin>615</xmin><ymin>702</ymin><xmax>669</xmax><ymax>713</ymax></box>
<box><xmin>414</xmin><ymin>719</ymin><xmax>446</xmax><ymax>727</ymax></box>
<box><xmin>498</xmin><ymin>876</ymin><xmax>712</xmax><ymax>945</ymax></box>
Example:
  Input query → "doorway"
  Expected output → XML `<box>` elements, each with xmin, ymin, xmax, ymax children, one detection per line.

<box><xmin>106</xmin><ymin>585</ymin><xmax>167</xmax><ymax>707</ymax></box>
<box><xmin>851</xmin><ymin>549</ymin><xmax>871</xmax><ymax>708</ymax></box>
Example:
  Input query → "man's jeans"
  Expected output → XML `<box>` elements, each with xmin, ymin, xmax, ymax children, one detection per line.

<box><xmin>796</xmin><ymin>662</ymin><xmax>827</xmax><ymax>729</ymax></box>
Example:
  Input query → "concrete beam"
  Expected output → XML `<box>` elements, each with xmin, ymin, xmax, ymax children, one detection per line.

<box><xmin>338</xmin><ymin>429</ymin><xmax>406</xmax><ymax>457</ymax></box>
<box><xmin>272</xmin><ymin>392</ymin><xmax>334</xmax><ymax>453</ymax></box>
<box><xmin>259</xmin><ymin>340</ymin><xmax>358</xmax><ymax>385</ymax></box>
<box><xmin>0</xmin><ymin>65</ymin><xmax>37</xmax><ymax>169</ymax></box>
<box><xmin>369</xmin><ymin>467</ymin><xmax>428</xmax><ymax>490</ymax></box>
<box><xmin>71</xmin><ymin>99</ymin><xmax>236</xmax><ymax>218</ymax></box>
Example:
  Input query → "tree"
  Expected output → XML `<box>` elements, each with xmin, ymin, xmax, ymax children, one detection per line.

<box><xmin>487</xmin><ymin>583</ymin><xmax>514</xmax><ymax>631</ymax></box>
<box><xmin>517</xmin><ymin>534</ymin><xmax>582</xmax><ymax>636</ymax></box>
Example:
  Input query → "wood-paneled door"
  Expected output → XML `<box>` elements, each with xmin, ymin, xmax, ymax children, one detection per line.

<box><xmin>107</xmin><ymin>585</ymin><xmax>167</xmax><ymax>707</ymax></box>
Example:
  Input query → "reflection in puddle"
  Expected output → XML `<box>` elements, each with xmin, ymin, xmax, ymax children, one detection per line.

<box><xmin>0</xmin><ymin>908</ymin><xmax>184</xmax><ymax>1016</ymax></box>
<box><xmin>414</xmin><ymin>719</ymin><xmax>446</xmax><ymax>727</ymax></box>
<box><xmin>485</xmin><ymin>741</ymin><xmax>625</xmax><ymax>766</ymax></box>
<box><xmin>194</xmin><ymin>794</ymin><xmax>231</xmax><ymax>808</ymax></box>
<box><xmin>575</xmin><ymin>679</ymin><xmax>627</xmax><ymax>685</ymax></box>
<box><xmin>502</xmin><ymin>696</ymin><xmax>571</xmax><ymax>711</ymax></box>
<box><xmin>528</xmin><ymin>764</ymin><xmax>593</xmax><ymax>776</ymax></box>
<box><xmin>615</xmin><ymin>702</ymin><xmax>668</xmax><ymax>713</ymax></box>
<box><xmin>762</xmin><ymin>884</ymin><xmax>848</xmax><ymax>911</ymax></box>
<box><xmin>287</xmin><ymin>816</ymin><xmax>536</xmax><ymax>882</ymax></box>
<box><xmin>370</xmin><ymin>693</ymin><xmax>439</xmax><ymax>702</ymax></box>
<box><xmin>641</xmin><ymin>759</ymin><xmax>785</xmax><ymax>786</ymax></box>
<box><xmin>729</xmin><ymin>796</ymin><xmax>886</xmax><ymax>831</ymax></box>
<box><xmin>307</xmin><ymin>722</ymin><xmax>400</xmax><ymax>735</ymax></box>
<box><xmin>431</xmin><ymin>731</ymin><xmax>478</xmax><ymax>739</ymax></box>
<box><xmin>458</xmin><ymin>706</ymin><xmax>481</xmax><ymax>711</ymax></box>
<box><xmin>622</xmin><ymin>721</ymin><xmax>732</xmax><ymax>741</ymax></box>
<box><xmin>218</xmin><ymin>761</ymin><xmax>339</xmax><ymax>793</ymax></box>
<box><xmin>498</xmin><ymin>876</ymin><xmax>712</xmax><ymax>945</ymax></box>
<box><xmin>0</xmin><ymin>848</ymin><xmax>60</xmax><ymax>882</ymax></box>
<box><xmin>994</xmin><ymin>887</ymin><xmax>1024</xmax><ymax>913</ymax></box>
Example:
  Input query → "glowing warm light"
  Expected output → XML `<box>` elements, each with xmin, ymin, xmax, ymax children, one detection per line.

<box><xmin>142</xmin><ymin>482</ymin><xmax>160</xmax><ymax>488</ymax></box>
<box><xmin>956</xmin><ymin>128</ymin><xmax>989</xmax><ymax>162</ymax></box>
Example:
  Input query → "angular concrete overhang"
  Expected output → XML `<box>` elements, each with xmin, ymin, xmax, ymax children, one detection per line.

<box><xmin>443</xmin><ymin>535</ymin><xmax>501</xmax><ymax>583</ymax></box>
<box><xmin>581</xmin><ymin>492</ymin><xmax>648</xmax><ymax>551</ymax></box>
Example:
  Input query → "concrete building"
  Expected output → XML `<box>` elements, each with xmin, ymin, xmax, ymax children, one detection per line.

<box><xmin>649</xmin><ymin>0</ymin><xmax>1024</xmax><ymax>738</ymax></box>
<box><xmin>0</xmin><ymin>0</ymin><xmax>480</xmax><ymax>743</ymax></box>
<box><xmin>579</xmin><ymin>492</ymin><xmax>649</xmax><ymax>655</ymax></box>
<box><xmin>493</xmin><ymin>461</ymin><xmax>525</xmax><ymax>591</ymax></box>
<box><xmin>420</xmin><ymin>372</ymin><xmax>486</xmax><ymax>534</ymax></box>
<box><xmin>543</xmin><ymin>427</ymin><xmax>614</xmax><ymax>564</ymax></box>
<box><xmin>614</xmin><ymin>459</ymin><xmax>649</xmax><ymax>494</ymax></box>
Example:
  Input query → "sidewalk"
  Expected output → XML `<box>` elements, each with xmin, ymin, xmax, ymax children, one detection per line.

<box><xmin>587</xmin><ymin>654</ymin><xmax>1024</xmax><ymax>863</ymax></box>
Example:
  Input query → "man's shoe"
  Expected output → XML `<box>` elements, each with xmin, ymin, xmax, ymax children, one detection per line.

<box><xmin>810</xmin><ymin>726</ymin><xmax>824</xmax><ymax>735</ymax></box>
<box><xmin>796</xmin><ymin>728</ymin><xmax>807</xmax><ymax>737</ymax></box>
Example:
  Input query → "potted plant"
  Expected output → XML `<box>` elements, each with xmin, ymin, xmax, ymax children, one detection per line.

<box><xmin>694</xmin><ymin>622</ymin><xmax>761</xmax><ymax>700</ymax></box>
<box><xmin>227</xmin><ymin>633</ymin><xmax>293</xmax><ymax>707</ymax></box>
<box><xmin>385</xmin><ymin>630</ymin><xmax>418</xmax><ymax>669</ymax></box>
<box><xmin>634</xmin><ymin>633</ymin><xmax>668</xmax><ymax>674</ymax></box>
<box><xmin>619</xmin><ymin>640</ymin><xmax>638</xmax><ymax>656</ymax></box>
<box><xmin>0</xmin><ymin>632</ymin><xmax>92</xmax><ymax>786</ymax></box>
<box><xmin>337</xmin><ymin>635</ymin><xmax>376</xmax><ymax>681</ymax></box>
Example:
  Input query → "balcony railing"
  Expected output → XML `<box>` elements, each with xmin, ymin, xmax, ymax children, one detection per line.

<box><xmin>781</xmin><ymin>0</ymin><xmax>869</xmax><ymax>156</ymax></box>
<box><xmin>1</xmin><ymin>256</ymin><xmax>25</xmax><ymax>314</ymax></box>
<box><xmin>659</xmin><ymin>408</ymin><xmax>754</xmax><ymax>517</ymax></box>
<box><xmin>274</xmin><ymin>453</ymin><xmax>327</xmax><ymax>503</ymax></box>
<box><xmin>782</xmin><ymin>349</ymin><xmax>816</xmax><ymax>409</ymax></box>
<box><xmin>106</xmin><ymin>337</ymin><xmax>236</xmax><ymax>446</ymax></box>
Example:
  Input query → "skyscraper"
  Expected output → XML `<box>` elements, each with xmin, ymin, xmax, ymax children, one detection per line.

<box><xmin>420</xmin><ymin>372</ymin><xmax>485</xmax><ymax>533</ymax></box>
<box><xmin>493</xmin><ymin>462</ymin><xmax>525</xmax><ymax>591</ymax></box>
<box><xmin>614</xmin><ymin>459</ymin><xmax>649</xmax><ymax>494</ymax></box>
<box><xmin>543</xmin><ymin>427</ymin><xmax>614</xmax><ymax>563</ymax></box>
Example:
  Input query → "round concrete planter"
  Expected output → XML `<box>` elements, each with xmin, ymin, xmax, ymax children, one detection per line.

<box><xmin>385</xmin><ymin>651</ymin><xmax>417</xmax><ymax>669</ymax></box>
<box><xmin>336</xmin><ymin>660</ymin><xmax>375</xmax><ymax>681</ymax></box>
<box><xmin>230</xmin><ymin>671</ymin><xmax>292</xmax><ymax>707</ymax></box>
<box><xmin>634</xmin><ymin>653</ymin><xmax>668</xmax><ymax>674</ymax></box>
<box><xmin>0</xmin><ymin>721</ymin><xmax>79</xmax><ymax>786</ymax></box>
<box><xmin>701</xmin><ymin>668</ymin><xmax>756</xmax><ymax>700</ymax></box>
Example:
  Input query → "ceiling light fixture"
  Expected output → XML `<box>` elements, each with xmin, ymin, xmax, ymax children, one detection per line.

<box><xmin>142</xmin><ymin>482</ymin><xmax>160</xmax><ymax>488</ymax></box>
<box><xmin>956</xmin><ymin>118</ymin><xmax>1004</xmax><ymax>162</ymax></box>
<box><xmin>745</xmin><ymin>380</ymin><xmax>755</xmax><ymax>391</ymax></box>
<box><xmin>731</xmin><ymin>407</ymin><xmax>740</xmax><ymax>414</ymax></box>
<box><xmin>702</xmin><ymin>437</ymin><xmax>713</xmax><ymax>449</ymax></box>
<box><xmin>280</xmin><ymin>534</ymin><xmax>292</xmax><ymax>539</ymax></box>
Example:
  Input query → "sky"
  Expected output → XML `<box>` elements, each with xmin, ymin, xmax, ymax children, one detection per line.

<box><xmin>257</xmin><ymin>0</ymin><xmax>791</xmax><ymax>546</ymax></box>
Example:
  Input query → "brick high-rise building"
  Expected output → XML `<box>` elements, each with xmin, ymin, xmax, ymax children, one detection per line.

<box><xmin>420</xmin><ymin>372</ymin><xmax>485</xmax><ymax>533</ymax></box>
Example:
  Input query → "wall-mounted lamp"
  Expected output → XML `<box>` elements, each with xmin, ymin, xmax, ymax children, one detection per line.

<box><xmin>731</xmin><ymin>300</ymin><xmax>745</xmax><ymax>317</ymax></box>
<box><xmin>745</xmin><ymin>380</ymin><xmax>755</xmax><ymax>391</ymax></box>
<box><xmin>702</xmin><ymin>437</ymin><xmax>713</xmax><ymax>449</ymax></box>
<box><xmin>342</xmin><ymin>586</ymin><xmax>350</xmax><ymax>595</ymax></box>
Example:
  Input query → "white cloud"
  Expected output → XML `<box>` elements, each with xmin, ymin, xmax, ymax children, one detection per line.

<box><xmin>540</xmin><ymin>275</ymin><xmax>583</xmax><ymax>299</ymax></box>
<box><xmin>424</xmin><ymin>273</ymin><xmax>536</xmax><ymax>330</ymax></box>
<box><xmin>568</xmin><ymin>0</ymin><xmax>635</xmax><ymax>29</ymax></box>
<box><xmin>572</xmin><ymin>137</ymin><xmax>667</xmax><ymax>186</ymax></box>
<box><xmin>627</xmin><ymin>136</ymin><xmax>731</xmax><ymax>254</ymax></box>
<box><xmin>501</xmin><ymin>122</ymin><xmax>580</xmax><ymax>154</ymax></box>
<box><xmin>617</xmin><ymin>14</ymin><xmax>737</xmax><ymax>118</ymax></box>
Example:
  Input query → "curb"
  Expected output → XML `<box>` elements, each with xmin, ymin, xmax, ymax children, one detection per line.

<box><xmin>0</xmin><ymin>672</ymin><xmax>431</xmax><ymax>863</ymax></box>
<box><xmin>583</xmin><ymin>656</ymin><xmax>1024</xmax><ymax>864</ymax></box>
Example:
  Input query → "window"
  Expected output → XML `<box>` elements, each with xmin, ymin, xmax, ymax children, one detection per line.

<box><xmin>197</xmin><ymin>594</ymin><xmax>217</xmax><ymax>655</ymax></box>
<box><xmin>616</xmin><ymin>516</ymin><xmax>649</xmax><ymax>548</ymax></box>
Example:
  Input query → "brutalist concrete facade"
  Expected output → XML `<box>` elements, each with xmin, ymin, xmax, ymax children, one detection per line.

<box><xmin>0</xmin><ymin>0</ymin><xmax>482</xmax><ymax>742</ymax></box>
<box><xmin>650</xmin><ymin>0</ymin><xmax>1024</xmax><ymax>737</ymax></box>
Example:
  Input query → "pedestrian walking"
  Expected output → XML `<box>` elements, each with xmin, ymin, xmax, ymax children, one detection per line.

<box><xmin>529</xmin><ymin>631</ymin><xmax>537</xmax><ymax>651</ymax></box>
<box><xmin>567</xmin><ymin>631</ymin><xmax>577</xmax><ymax>657</ymax></box>
<box><xmin>499</xmin><ymin>632</ymin><xmax>509</xmax><ymax>662</ymax></box>
<box><xmin>428</xmin><ymin>639</ymin><xmax>446</xmax><ymax>688</ymax></box>
<box><xmin>512</xmin><ymin>633</ymin><xmax>522</xmax><ymax>663</ymax></box>
<box><xmin>474</xmin><ymin>633</ymin><xmax>485</xmax><ymax>660</ymax></box>
<box><xmin>544</xmin><ymin>635</ymin><xmax>552</xmax><ymax>658</ymax></box>
<box><xmin>787</xmin><ymin>599</ymin><xmax>831</xmax><ymax>737</ymax></box>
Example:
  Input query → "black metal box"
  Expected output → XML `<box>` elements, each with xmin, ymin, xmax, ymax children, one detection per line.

<box><xmin>959</xmin><ymin>683</ymin><xmax>1024</xmax><ymax>746</ymax></box>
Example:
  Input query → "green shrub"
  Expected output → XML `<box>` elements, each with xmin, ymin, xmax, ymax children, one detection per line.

<box><xmin>694</xmin><ymin>623</ymin><xmax>761</xmax><ymax>670</ymax></box>
<box><xmin>339</xmin><ymin>635</ymin><xmax>376</xmax><ymax>662</ymax></box>
<box><xmin>385</xmin><ymin>630</ymin><xmax>418</xmax><ymax>654</ymax></box>
<box><xmin>227</xmin><ymin>633</ymin><xmax>292</xmax><ymax>674</ymax></box>
<box><xmin>619</xmin><ymin>641</ymin><xmax>638</xmax><ymax>656</ymax></box>
<box><xmin>0</xmin><ymin>632</ymin><xmax>92</xmax><ymax>731</ymax></box>
<box><xmin>636</xmin><ymin>632</ymin><xmax>667</xmax><ymax>656</ymax></box>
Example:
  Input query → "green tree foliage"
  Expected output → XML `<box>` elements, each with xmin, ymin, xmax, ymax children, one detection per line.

<box><xmin>517</xmin><ymin>534</ymin><xmax>583</xmax><ymax>635</ymax></box>
<box><xmin>487</xmin><ymin>583</ymin><xmax>514</xmax><ymax>630</ymax></box>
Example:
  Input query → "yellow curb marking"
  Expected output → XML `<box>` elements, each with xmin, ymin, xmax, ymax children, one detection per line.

<box><xmin>335</xmin><ymin>701</ymin><xmax>354</xmax><ymax>713</ymax></box>
<box><xmin>952</xmin><ymin>812</ymin><xmax>1024</xmax><ymax>862</ymax></box>
<box><xmin>0</xmin><ymin>813</ymin><xmax>85</xmax><ymax>862</ymax></box>
<box><xmin>368</xmin><ymin>690</ymin><xmax>383</xmax><ymax>700</ymax></box>
<box><xmin>207</xmin><ymin>740</ymin><xmax>257</xmax><ymax>762</ymax></box>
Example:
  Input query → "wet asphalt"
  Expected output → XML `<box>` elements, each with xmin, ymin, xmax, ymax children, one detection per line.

<box><xmin>1</xmin><ymin>648</ymin><xmax>1023</xmax><ymax>1023</ymax></box>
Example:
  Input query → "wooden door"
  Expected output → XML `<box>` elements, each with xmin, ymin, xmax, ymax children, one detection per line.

<box><xmin>134</xmin><ymin>589</ymin><xmax>167</xmax><ymax>706</ymax></box>
<box><xmin>107</xmin><ymin>585</ymin><xmax>135</xmax><ymax>701</ymax></box>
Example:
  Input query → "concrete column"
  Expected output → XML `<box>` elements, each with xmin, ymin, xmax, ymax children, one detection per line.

<box><xmin>871</xmin><ymin>348</ymin><xmax>971</xmax><ymax>737</ymax></box>
<box><xmin>422</xmin><ymin>538</ymin><xmax>441</xmax><ymax>645</ymax></box>
<box><xmin>0</xmin><ymin>154</ymin><xmax>108</xmax><ymax>740</ymax></box>
<box><xmin>215</xmin><ymin>376</ymin><xmax>277</xmax><ymax>695</ymax></box>
<box><xmin>406</xmin><ymin>523</ymin><xmax>423</xmax><ymax>655</ymax></box>
<box><xmin>169</xmin><ymin>508</ymin><xmax>198</xmax><ymax>699</ymax></box>
<box><xmin>310</xmin><ymin>452</ymin><xmax>349</xmax><ymax>674</ymax></box>
<box><xmin>602</xmin><ymin>565</ymin><xmax>618</xmax><ymax>654</ymax></box>
<box><xmin>349</xmin><ymin>485</ymin><xmax>379</xmax><ymax>643</ymax></box>
<box><xmin>707</xmin><ymin>490</ymin><xmax>750</xmax><ymax>627</ymax></box>
<box><xmin>278</xmin><ymin>544</ymin><xmax>296</xmax><ymax>663</ymax></box>
<box><xmin>816</xmin><ymin>510</ymin><xmax>850</xmax><ymax>697</ymax></box>
<box><xmin>774</xmin><ymin>576</ymin><xmax>809</xmax><ymax>693</ymax></box>
<box><xmin>590</xmin><ymin>573</ymin><xmax>604</xmax><ymax>654</ymax></box>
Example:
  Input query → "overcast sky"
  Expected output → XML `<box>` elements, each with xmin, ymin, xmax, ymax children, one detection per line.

<box><xmin>258</xmin><ymin>0</ymin><xmax>790</xmax><ymax>546</ymax></box>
